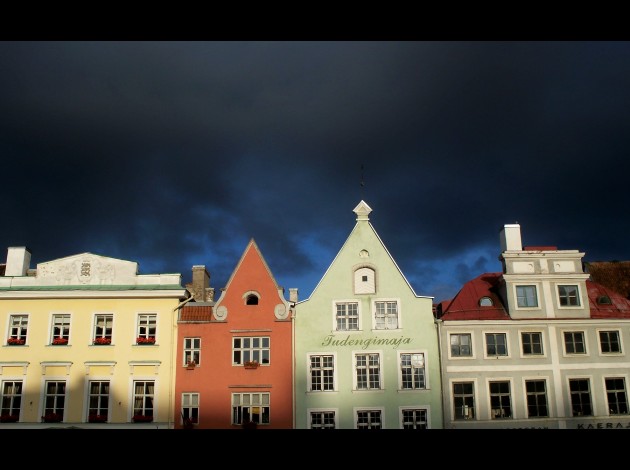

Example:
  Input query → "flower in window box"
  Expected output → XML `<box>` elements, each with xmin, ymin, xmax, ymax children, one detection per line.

<box><xmin>88</xmin><ymin>413</ymin><xmax>108</xmax><ymax>423</ymax></box>
<box><xmin>186</xmin><ymin>360</ymin><xmax>197</xmax><ymax>369</ymax></box>
<box><xmin>136</xmin><ymin>336</ymin><xmax>156</xmax><ymax>345</ymax></box>
<box><xmin>7</xmin><ymin>338</ymin><xmax>25</xmax><ymax>345</ymax></box>
<box><xmin>133</xmin><ymin>414</ymin><xmax>154</xmax><ymax>423</ymax></box>
<box><xmin>0</xmin><ymin>414</ymin><xmax>19</xmax><ymax>422</ymax></box>
<box><xmin>42</xmin><ymin>412</ymin><xmax>63</xmax><ymax>423</ymax></box>
<box><xmin>52</xmin><ymin>337</ymin><xmax>68</xmax><ymax>345</ymax></box>
<box><xmin>244</xmin><ymin>360</ymin><xmax>259</xmax><ymax>369</ymax></box>
<box><xmin>93</xmin><ymin>337</ymin><xmax>112</xmax><ymax>345</ymax></box>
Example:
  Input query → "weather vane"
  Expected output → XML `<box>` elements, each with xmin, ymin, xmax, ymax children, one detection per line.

<box><xmin>360</xmin><ymin>164</ymin><xmax>365</xmax><ymax>199</ymax></box>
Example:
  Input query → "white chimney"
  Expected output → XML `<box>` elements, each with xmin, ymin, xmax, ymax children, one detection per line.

<box><xmin>500</xmin><ymin>224</ymin><xmax>522</xmax><ymax>252</ymax></box>
<box><xmin>5</xmin><ymin>247</ymin><xmax>31</xmax><ymax>276</ymax></box>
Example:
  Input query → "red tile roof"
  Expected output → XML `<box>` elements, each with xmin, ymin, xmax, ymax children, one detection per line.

<box><xmin>439</xmin><ymin>273</ymin><xmax>510</xmax><ymax>321</ymax></box>
<box><xmin>586</xmin><ymin>279</ymin><xmax>630</xmax><ymax>318</ymax></box>
<box><xmin>180</xmin><ymin>304</ymin><xmax>213</xmax><ymax>322</ymax></box>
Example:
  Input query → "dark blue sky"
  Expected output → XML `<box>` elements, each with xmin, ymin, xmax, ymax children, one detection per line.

<box><xmin>1</xmin><ymin>41</ymin><xmax>629</xmax><ymax>302</ymax></box>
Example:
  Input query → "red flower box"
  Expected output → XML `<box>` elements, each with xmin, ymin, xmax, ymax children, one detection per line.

<box><xmin>88</xmin><ymin>414</ymin><xmax>108</xmax><ymax>423</ymax></box>
<box><xmin>7</xmin><ymin>338</ymin><xmax>25</xmax><ymax>345</ymax></box>
<box><xmin>133</xmin><ymin>414</ymin><xmax>154</xmax><ymax>423</ymax></box>
<box><xmin>52</xmin><ymin>337</ymin><xmax>68</xmax><ymax>345</ymax></box>
<box><xmin>93</xmin><ymin>337</ymin><xmax>112</xmax><ymax>345</ymax></box>
<box><xmin>136</xmin><ymin>336</ymin><xmax>155</xmax><ymax>345</ymax></box>
<box><xmin>43</xmin><ymin>412</ymin><xmax>63</xmax><ymax>423</ymax></box>
<box><xmin>0</xmin><ymin>414</ymin><xmax>19</xmax><ymax>422</ymax></box>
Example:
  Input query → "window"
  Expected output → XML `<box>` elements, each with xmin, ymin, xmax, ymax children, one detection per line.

<box><xmin>232</xmin><ymin>392</ymin><xmax>270</xmax><ymax>425</ymax></box>
<box><xmin>8</xmin><ymin>315</ymin><xmax>28</xmax><ymax>345</ymax></box>
<box><xmin>486</xmin><ymin>333</ymin><xmax>508</xmax><ymax>356</ymax></box>
<box><xmin>600</xmin><ymin>330</ymin><xmax>622</xmax><ymax>354</ymax></box>
<box><xmin>88</xmin><ymin>381</ymin><xmax>110</xmax><ymax>422</ymax></box>
<box><xmin>564</xmin><ymin>331</ymin><xmax>586</xmax><ymax>354</ymax></box>
<box><xmin>354</xmin><ymin>267</ymin><xmax>375</xmax><ymax>294</ymax></box>
<box><xmin>453</xmin><ymin>382</ymin><xmax>475</xmax><ymax>420</ymax></box>
<box><xmin>356</xmin><ymin>410</ymin><xmax>382</xmax><ymax>429</ymax></box>
<box><xmin>525</xmin><ymin>380</ymin><xmax>548</xmax><ymax>418</ymax></box>
<box><xmin>184</xmin><ymin>337</ymin><xmax>201</xmax><ymax>365</ymax></box>
<box><xmin>245</xmin><ymin>294</ymin><xmax>259</xmax><ymax>305</ymax></box>
<box><xmin>1</xmin><ymin>381</ymin><xmax>23</xmax><ymax>422</ymax></box>
<box><xmin>522</xmin><ymin>332</ymin><xmax>543</xmax><ymax>355</ymax></box>
<box><xmin>93</xmin><ymin>314</ymin><xmax>113</xmax><ymax>345</ymax></box>
<box><xmin>558</xmin><ymin>285</ymin><xmax>580</xmax><ymax>306</ymax></box>
<box><xmin>400</xmin><ymin>353</ymin><xmax>426</xmax><ymax>390</ymax></box>
<box><xmin>516</xmin><ymin>285</ymin><xmax>538</xmax><ymax>308</ymax></box>
<box><xmin>132</xmin><ymin>381</ymin><xmax>154</xmax><ymax>420</ymax></box>
<box><xmin>50</xmin><ymin>314</ymin><xmax>70</xmax><ymax>344</ymax></box>
<box><xmin>309</xmin><ymin>355</ymin><xmax>335</xmax><ymax>391</ymax></box>
<box><xmin>450</xmin><ymin>333</ymin><xmax>472</xmax><ymax>357</ymax></box>
<box><xmin>605</xmin><ymin>378</ymin><xmax>629</xmax><ymax>415</ymax></box>
<box><xmin>489</xmin><ymin>381</ymin><xmax>512</xmax><ymax>419</ymax></box>
<box><xmin>310</xmin><ymin>410</ymin><xmax>336</xmax><ymax>429</ymax></box>
<box><xmin>233</xmin><ymin>336</ymin><xmax>270</xmax><ymax>365</ymax></box>
<box><xmin>569</xmin><ymin>379</ymin><xmax>592</xmax><ymax>417</ymax></box>
<box><xmin>336</xmin><ymin>302</ymin><xmax>359</xmax><ymax>331</ymax></box>
<box><xmin>182</xmin><ymin>393</ymin><xmax>199</xmax><ymax>425</ymax></box>
<box><xmin>401</xmin><ymin>409</ymin><xmax>428</xmax><ymax>429</ymax></box>
<box><xmin>43</xmin><ymin>381</ymin><xmax>66</xmax><ymax>422</ymax></box>
<box><xmin>597</xmin><ymin>295</ymin><xmax>612</xmax><ymax>305</ymax></box>
<box><xmin>355</xmin><ymin>353</ymin><xmax>381</xmax><ymax>390</ymax></box>
<box><xmin>137</xmin><ymin>314</ymin><xmax>157</xmax><ymax>343</ymax></box>
<box><xmin>479</xmin><ymin>296</ymin><xmax>493</xmax><ymax>306</ymax></box>
<box><xmin>374</xmin><ymin>300</ymin><xmax>398</xmax><ymax>329</ymax></box>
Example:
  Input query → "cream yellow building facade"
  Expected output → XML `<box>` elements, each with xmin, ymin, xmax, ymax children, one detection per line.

<box><xmin>0</xmin><ymin>247</ymin><xmax>187</xmax><ymax>428</ymax></box>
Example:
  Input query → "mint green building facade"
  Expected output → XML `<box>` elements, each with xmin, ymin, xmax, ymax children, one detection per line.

<box><xmin>294</xmin><ymin>201</ymin><xmax>444</xmax><ymax>429</ymax></box>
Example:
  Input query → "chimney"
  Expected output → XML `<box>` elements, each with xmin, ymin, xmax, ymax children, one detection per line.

<box><xmin>191</xmin><ymin>265</ymin><xmax>210</xmax><ymax>302</ymax></box>
<box><xmin>5</xmin><ymin>247</ymin><xmax>31</xmax><ymax>276</ymax></box>
<box><xmin>289</xmin><ymin>288</ymin><xmax>299</xmax><ymax>303</ymax></box>
<box><xmin>500</xmin><ymin>224</ymin><xmax>522</xmax><ymax>252</ymax></box>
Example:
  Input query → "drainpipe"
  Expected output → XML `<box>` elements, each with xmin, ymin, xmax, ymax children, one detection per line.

<box><xmin>435</xmin><ymin>318</ymin><xmax>446</xmax><ymax>429</ymax></box>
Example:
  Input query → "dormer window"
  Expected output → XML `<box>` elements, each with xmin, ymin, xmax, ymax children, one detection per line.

<box><xmin>354</xmin><ymin>266</ymin><xmax>376</xmax><ymax>294</ymax></box>
<box><xmin>597</xmin><ymin>295</ymin><xmax>612</xmax><ymax>305</ymax></box>
<box><xmin>479</xmin><ymin>297</ymin><xmax>494</xmax><ymax>307</ymax></box>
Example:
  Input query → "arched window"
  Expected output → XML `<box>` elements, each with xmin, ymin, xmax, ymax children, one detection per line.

<box><xmin>246</xmin><ymin>294</ymin><xmax>259</xmax><ymax>305</ymax></box>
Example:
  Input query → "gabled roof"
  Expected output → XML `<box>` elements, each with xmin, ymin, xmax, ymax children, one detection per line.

<box><xmin>585</xmin><ymin>261</ymin><xmax>630</xmax><ymax>299</ymax></box>
<box><xmin>180</xmin><ymin>304</ymin><xmax>213</xmax><ymax>321</ymax></box>
<box><xmin>438</xmin><ymin>273</ymin><xmax>510</xmax><ymax>321</ymax></box>
<box><xmin>220</xmin><ymin>238</ymin><xmax>281</xmax><ymax>292</ymax></box>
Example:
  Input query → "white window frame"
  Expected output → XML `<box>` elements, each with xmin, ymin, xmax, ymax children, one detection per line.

<box><xmin>308</xmin><ymin>408</ymin><xmax>338</xmax><ymax>429</ymax></box>
<box><xmin>131</xmin><ymin>379</ymin><xmax>156</xmax><ymax>422</ymax></box>
<box><xmin>354</xmin><ymin>407</ymin><xmax>385</xmax><ymax>429</ymax></box>
<box><xmin>372</xmin><ymin>298</ymin><xmax>400</xmax><ymax>330</ymax></box>
<box><xmin>451</xmin><ymin>379</ymin><xmax>477</xmax><ymax>421</ymax></box>
<box><xmin>50</xmin><ymin>313</ymin><xmax>71</xmax><ymax>345</ymax></box>
<box><xmin>448</xmin><ymin>332</ymin><xmax>475</xmax><ymax>359</ymax></box>
<box><xmin>484</xmin><ymin>332</ymin><xmax>510</xmax><ymax>359</ymax></box>
<box><xmin>562</xmin><ymin>329</ymin><xmax>588</xmax><ymax>356</ymax></box>
<box><xmin>231</xmin><ymin>392</ymin><xmax>270</xmax><ymax>425</ymax></box>
<box><xmin>567</xmin><ymin>375</ymin><xmax>594</xmax><ymax>417</ymax></box>
<box><xmin>556</xmin><ymin>283</ymin><xmax>581</xmax><ymax>308</ymax></box>
<box><xmin>7</xmin><ymin>314</ymin><xmax>29</xmax><ymax>345</ymax></box>
<box><xmin>232</xmin><ymin>336</ymin><xmax>270</xmax><ymax>365</ymax></box>
<box><xmin>399</xmin><ymin>406</ymin><xmax>430</xmax><ymax>429</ymax></box>
<box><xmin>1</xmin><ymin>380</ymin><xmax>23</xmax><ymax>422</ymax></box>
<box><xmin>182</xmin><ymin>392</ymin><xmax>200</xmax><ymax>425</ymax></box>
<box><xmin>602</xmin><ymin>375</ymin><xmax>629</xmax><ymax>416</ymax></box>
<box><xmin>353</xmin><ymin>265</ymin><xmax>376</xmax><ymax>294</ymax></box>
<box><xmin>522</xmin><ymin>376</ymin><xmax>550</xmax><ymax>419</ymax></box>
<box><xmin>93</xmin><ymin>313</ymin><xmax>113</xmax><ymax>345</ymax></box>
<box><xmin>41</xmin><ymin>379</ymin><xmax>67</xmax><ymax>423</ymax></box>
<box><xmin>597</xmin><ymin>329</ymin><xmax>623</xmax><ymax>355</ymax></box>
<box><xmin>333</xmin><ymin>300</ymin><xmax>361</xmax><ymax>331</ymax></box>
<box><xmin>353</xmin><ymin>351</ymin><xmax>383</xmax><ymax>391</ymax></box>
<box><xmin>487</xmin><ymin>378</ymin><xmax>514</xmax><ymax>420</ymax></box>
<box><xmin>136</xmin><ymin>313</ymin><xmax>157</xmax><ymax>343</ymax></box>
<box><xmin>519</xmin><ymin>330</ymin><xmax>545</xmax><ymax>358</ymax></box>
<box><xmin>398</xmin><ymin>349</ymin><xmax>428</xmax><ymax>391</ymax></box>
<box><xmin>515</xmin><ymin>284</ymin><xmax>539</xmax><ymax>309</ymax></box>
<box><xmin>307</xmin><ymin>352</ymin><xmax>337</xmax><ymax>392</ymax></box>
<box><xmin>86</xmin><ymin>379</ymin><xmax>110</xmax><ymax>423</ymax></box>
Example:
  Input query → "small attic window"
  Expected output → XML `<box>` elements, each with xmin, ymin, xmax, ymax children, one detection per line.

<box><xmin>479</xmin><ymin>296</ymin><xmax>494</xmax><ymax>307</ymax></box>
<box><xmin>246</xmin><ymin>294</ymin><xmax>259</xmax><ymax>305</ymax></box>
<box><xmin>597</xmin><ymin>295</ymin><xmax>612</xmax><ymax>305</ymax></box>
